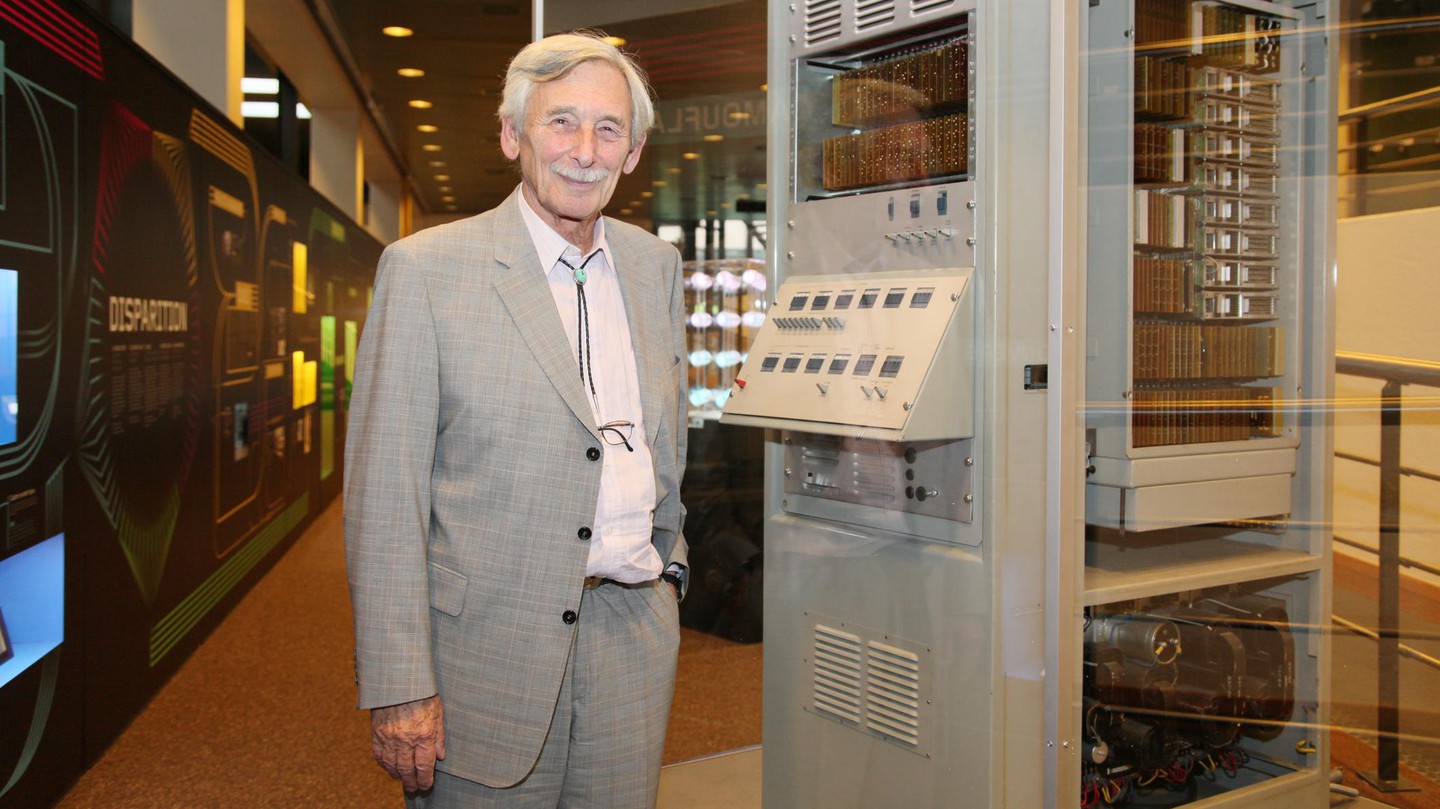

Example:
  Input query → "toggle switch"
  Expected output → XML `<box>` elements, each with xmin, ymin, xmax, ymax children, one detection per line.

<box><xmin>875</xmin><ymin>387</ymin><xmax>888</xmax><ymax>400</ymax></box>
<box><xmin>816</xmin><ymin>382</ymin><xmax>829</xmax><ymax>395</ymax></box>
<box><xmin>860</xmin><ymin>386</ymin><xmax>873</xmax><ymax>399</ymax></box>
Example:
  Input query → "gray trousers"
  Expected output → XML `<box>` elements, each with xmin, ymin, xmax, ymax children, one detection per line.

<box><xmin>406</xmin><ymin>580</ymin><xmax>680</xmax><ymax>808</ymax></box>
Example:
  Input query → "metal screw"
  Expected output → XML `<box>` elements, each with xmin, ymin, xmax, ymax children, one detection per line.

<box><xmin>964</xmin><ymin>493</ymin><xmax>974</xmax><ymax>503</ymax></box>
<box><xmin>789</xmin><ymin>34</ymin><xmax>796</xmax><ymax>43</ymax></box>
<box><xmin>787</xmin><ymin>220</ymin><xmax>795</xmax><ymax>228</ymax></box>
<box><xmin>964</xmin><ymin>457</ymin><xmax>973</xmax><ymax>466</ymax></box>
<box><xmin>1123</xmin><ymin>27</ymin><xmax>1134</xmax><ymax>39</ymax></box>
<box><xmin>967</xmin><ymin>200</ymin><xmax>976</xmax><ymax>210</ymax></box>
<box><xmin>903</xmin><ymin>401</ymin><xmax>913</xmax><ymax>411</ymax></box>
<box><xmin>786</xmin><ymin>251</ymin><xmax>794</xmax><ymax>259</ymax></box>
<box><xmin>951</xmin><ymin>293</ymin><xmax>960</xmax><ymax>301</ymax></box>
<box><xmin>784</xmin><ymin>467</ymin><xmax>792</xmax><ymax>477</ymax></box>
<box><xmin>966</xmin><ymin>237</ymin><xmax>976</xmax><ymax>247</ymax></box>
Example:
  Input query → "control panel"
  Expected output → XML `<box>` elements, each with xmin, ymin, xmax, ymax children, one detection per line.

<box><xmin>721</xmin><ymin>268</ymin><xmax>973</xmax><ymax>441</ymax></box>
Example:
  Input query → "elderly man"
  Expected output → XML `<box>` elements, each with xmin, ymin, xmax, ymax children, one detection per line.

<box><xmin>344</xmin><ymin>32</ymin><xmax>689</xmax><ymax>808</ymax></box>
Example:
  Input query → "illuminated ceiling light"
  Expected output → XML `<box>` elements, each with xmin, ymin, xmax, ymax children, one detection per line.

<box><xmin>409</xmin><ymin>99</ymin><xmax>433</xmax><ymax>109</ymax></box>
<box><xmin>241</xmin><ymin>101</ymin><xmax>279</xmax><ymax>119</ymax></box>
<box><xmin>383</xmin><ymin>25</ymin><xmax>414</xmax><ymax>37</ymax></box>
<box><xmin>296</xmin><ymin>103</ymin><xmax>312</xmax><ymax>119</ymax></box>
<box><xmin>651</xmin><ymin>180</ymin><xmax>667</xmax><ymax>187</ymax></box>
<box><xmin>446</xmin><ymin>205</ymin><xmax>458</xmax><ymax>211</ymax></box>
<box><xmin>620</xmin><ymin>208</ymin><xmax>633</xmax><ymax>215</ymax></box>
<box><xmin>428</xmin><ymin>160</ymin><xmax>446</xmax><ymax>167</ymax></box>
<box><xmin>602</xmin><ymin>36</ymin><xmax>626</xmax><ymax>47</ymax></box>
<box><xmin>761</xmin><ymin>83</ymin><xmax>768</xmax><ymax>92</ymax></box>
<box><xmin>640</xmin><ymin>191</ymin><xmax>654</xmax><ymax>198</ymax></box>
<box><xmin>703</xmin><ymin>134</ymin><xmax>725</xmax><ymax>142</ymax></box>
<box><xmin>242</xmin><ymin>77</ymin><xmax>279</xmax><ymax>95</ymax></box>
<box><xmin>756</xmin><ymin>183</ymin><xmax>767</xmax><ymax>190</ymax></box>
<box><xmin>442</xmin><ymin>196</ymin><xmax>456</xmax><ymax>202</ymax></box>
<box><xmin>439</xmin><ymin>186</ymin><xmax>452</xmax><ymax>192</ymax></box>
<box><xmin>435</xmin><ymin>174</ymin><xmax>451</xmax><ymax>181</ymax></box>
<box><xmin>422</xmin><ymin>144</ymin><xmax>442</xmax><ymax>151</ymax></box>
<box><xmin>682</xmin><ymin>152</ymin><xmax>700</xmax><ymax>160</ymax></box>
<box><xmin>417</xmin><ymin>124</ymin><xmax>439</xmax><ymax>133</ymax></box>
<box><xmin>721</xmin><ymin>202</ymin><xmax>731</xmax><ymax>208</ymax></box>
<box><xmin>728</xmin><ymin>111</ymin><xmax>751</xmax><ymax>121</ymax></box>
<box><xmin>665</xmin><ymin>167</ymin><xmax>682</xmax><ymax>174</ymax></box>
<box><xmin>706</xmin><ymin>210</ymin><xmax>718</xmax><ymax>217</ymax></box>
<box><xmin>397</xmin><ymin>67</ymin><xmax>425</xmax><ymax>78</ymax></box>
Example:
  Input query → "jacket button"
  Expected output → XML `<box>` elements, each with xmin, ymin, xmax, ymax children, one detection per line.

<box><xmin>578</xmin><ymin>527</ymin><xmax>592</xmax><ymax>540</ymax></box>
<box><xmin>562</xmin><ymin>610</ymin><xmax>578</xmax><ymax>625</ymax></box>
<box><xmin>586</xmin><ymin>447</ymin><xmax>601</xmax><ymax>461</ymax></box>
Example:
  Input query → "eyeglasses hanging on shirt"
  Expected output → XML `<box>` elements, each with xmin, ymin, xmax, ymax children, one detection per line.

<box><xmin>557</xmin><ymin>251</ymin><xmax>635</xmax><ymax>453</ymax></box>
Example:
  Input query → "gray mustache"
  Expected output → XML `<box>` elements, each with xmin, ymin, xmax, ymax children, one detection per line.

<box><xmin>550</xmin><ymin>162</ymin><xmax>611</xmax><ymax>183</ymax></box>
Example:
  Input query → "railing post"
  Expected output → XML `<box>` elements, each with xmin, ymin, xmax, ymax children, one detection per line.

<box><xmin>1360</xmin><ymin>379</ymin><xmax>1417</xmax><ymax>792</ymax></box>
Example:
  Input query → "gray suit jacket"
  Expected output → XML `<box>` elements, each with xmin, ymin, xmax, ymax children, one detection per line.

<box><xmin>344</xmin><ymin>189</ymin><xmax>689</xmax><ymax>788</ymax></box>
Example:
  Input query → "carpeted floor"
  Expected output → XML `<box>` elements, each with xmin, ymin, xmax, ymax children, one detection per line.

<box><xmin>55</xmin><ymin>500</ymin><xmax>762</xmax><ymax>808</ymax></box>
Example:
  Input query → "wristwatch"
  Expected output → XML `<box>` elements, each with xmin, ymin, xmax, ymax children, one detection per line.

<box><xmin>661</xmin><ymin>563</ymin><xmax>689</xmax><ymax>602</ymax></box>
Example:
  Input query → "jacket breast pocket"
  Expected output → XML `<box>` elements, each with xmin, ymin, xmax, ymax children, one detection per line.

<box><xmin>429</xmin><ymin>562</ymin><xmax>468</xmax><ymax>617</ymax></box>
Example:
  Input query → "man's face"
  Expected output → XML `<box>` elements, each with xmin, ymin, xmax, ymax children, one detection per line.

<box><xmin>501</xmin><ymin>60</ymin><xmax>646</xmax><ymax>237</ymax></box>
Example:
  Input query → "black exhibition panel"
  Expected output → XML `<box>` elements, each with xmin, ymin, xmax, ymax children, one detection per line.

<box><xmin>0</xmin><ymin>1</ymin><xmax>382</xmax><ymax>805</ymax></box>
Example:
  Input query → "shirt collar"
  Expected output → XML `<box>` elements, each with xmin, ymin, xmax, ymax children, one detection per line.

<box><xmin>516</xmin><ymin>185</ymin><xmax>611</xmax><ymax>278</ymax></box>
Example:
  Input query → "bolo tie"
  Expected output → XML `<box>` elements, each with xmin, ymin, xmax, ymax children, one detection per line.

<box><xmin>556</xmin><ymin>251</ymin><xmax>600</xmax><ymax>399</ymax></box>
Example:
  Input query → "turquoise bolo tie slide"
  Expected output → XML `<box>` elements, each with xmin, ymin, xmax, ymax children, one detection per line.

<box><xmin>572</xmin><ymin>267</ymin><xmax>587</xmax><ymax>284</ymax></box>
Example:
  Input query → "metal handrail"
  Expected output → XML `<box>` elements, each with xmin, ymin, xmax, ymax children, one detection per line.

<box><xmin>1339</xmin><ymin>84</ymin><xmax>1440</xmax><ymax>123</ymax></box>
<box><xmin>1334</xmin><ymin>349</ymin><xmax>1440</xmax><ymax>790</ymax></box>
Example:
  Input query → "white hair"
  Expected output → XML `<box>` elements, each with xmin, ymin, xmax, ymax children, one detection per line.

<box><xmin>499</xmin><ymin>32</ymin><xmax>655</xmax><ymax>147</ymax></box>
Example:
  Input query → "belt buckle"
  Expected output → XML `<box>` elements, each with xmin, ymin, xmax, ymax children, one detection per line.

<box><xmin>583</xmin><ymin>575</ymin><xmax>605</xmax><ymax>590</ymax></box>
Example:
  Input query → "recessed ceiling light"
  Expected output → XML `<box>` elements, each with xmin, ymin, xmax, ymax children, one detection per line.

<box><xmin>422</xmin><ymin>144</ymin><xmax>442</xmax><ymax>151</ymax></box>
<box><xmin>442</xmin><ymin>196</ymin><xmax>456</xmax><ymax>202</ymax></box>
<box><xmin>296</xmin><ymin>103</ymin><xmax>312</xmax><ymax>119</ymax></box>
<box><xmin>409</xmin><ymin>99</ymin><xmax>433</xmax><ymax>109</ymax></box>
<box><xmin>242</xmin><ymin>77</ymin><xmax>279</xmax><ymax>95</ymax></box>
<box><xmin>703</xmin><ymin>134</ymin><xmax>724</xmax><ymax>142</ymax></box>
<box><xmin>756</xmin><ymin>183</ymin><xmax>767</xmax><ymax>190</ymax></box>
<box><xmin>428</xmin><ymin>160</ymin><xmax>446</xmax><ymax>167</ymax></box>
<box><xmin>439</xmin><ymin>186</ymin><xmax>452</xmax><ymax>192</ymax></box>
<box><xmin>728</xmin><ymin>111</ymin><xmax>751</xmax><ymax>121</ymax></box>
<box><xmin>241</xmin><ymin>101</ymin><xmax>279</xmax><ymax>119</ymax></box>
<box><xmin>417</xmin><ymin>124</ymin><xmax>439</xmax><ymax>133</ymax></box>
<box><xmin>602</xmin><ymin>36</ymin><xmax>626</xmax><ymax>47</ymax></box>
<box><xmin>398</xmin><ymin>68</ymin><xmax>425</xmax><ymax>78</ymax></box>
<box><xmin>620</xmin><ymin>208</ymin><xmax>633</xmax><ymax>215</ymax></box>
<box><xmin>682</xmin><ymin>152</ymin><xmax>700</xmax><ymax>160</ymax></box>
<box><xmin>721</xmin><ymin>202</ymin><xmax>731</xmax><ymax>208</ymax></box>
<box><xmin>435</xmin><ymin>174</ymin><xmax>451</xmax><ymax>181</ymax></box>
<box><xmin>382</xmin><ymin>26</ymin><xmax>414</xmax><ymax>37</ymax></box>
<box><xmin>447</xmin><ymin>205</ymin><xmax>457</xmax><ymax>211</ymax></box>
<box><xmin>706</xmin><ymin>210</ymin><xmax>718</xmax><ymax>216</ymax></box>
<box><xmin>652</xmin><ymin>180</ymin><xmax>667</xmax><ymax>187</ymax></box>
<box><xmin>665</xmin><ymin>167</ymin><xmax>682</xmax><ymax>174</ymax></box>
<box><xmin>641</xmin><ymin>191</ymin><xmax>654</xmax><ymax>198</ymax></box>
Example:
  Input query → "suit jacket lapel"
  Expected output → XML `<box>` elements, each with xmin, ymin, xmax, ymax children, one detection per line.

<box><xmin>610</xmin><ymin>226</ymin><xmax>664</xmax><ymax>445</ymax></box>
<box><xmin>490</xmin><ymin>193</ymin><xmax>597</xmax><ymax>433</ymax></box>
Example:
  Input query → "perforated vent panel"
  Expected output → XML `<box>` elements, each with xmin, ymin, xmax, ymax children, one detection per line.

<box><xmin>856</xmin><ymin>0</ymin><xmax>897</xmax><ymax>31</ymax></box>
<box><xmin>812</xmin><ymin>624</ymin><xmax>864</xmax><ymax>722</ymax></box>
<box><xmin>805</xmin><ymin>616</ymin><xmax>932</xmax><ymax>756</ymax></box>
<box><xmin>805</xmin><ymin>0</ymin><xmax>843</xmax><ymax>46</ymax></box>
<box><xmin>912</xmin><ymin>0</ymin><xmax>956</xmax><ymax>14</ymax></box>
<box><xmin>865</xmin><ymin>640</ymin><xmax>922</xmax><ymax>746</ymax></box>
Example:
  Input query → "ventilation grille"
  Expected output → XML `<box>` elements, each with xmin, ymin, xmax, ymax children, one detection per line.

<box><xmin>804</xmin><ymin>0</ymin><xmax>843</xmax><ymax>46</ymax></box>
<box><xmin>865</xmin><ymin>641</ymin><xmax>922</xmax><ymax>746</ymax></box>
<box><xmin>806</xmin><ymin>618</ymin><xmax>932</xmax><ymax>755</ymax></box>
<box><xmin>912</xmin><ymin>0</ymin><xmax>956</xmax><ymax>14</ymax></box>
<box><xmin>812</xmin><ymin>624</ymin><xmax>864</xmax><ymax>722</ymax></box>
<box><xmin>855</xmin><ymin>0</ymin><xmax>896</xmax><ymax>31</ymax></box>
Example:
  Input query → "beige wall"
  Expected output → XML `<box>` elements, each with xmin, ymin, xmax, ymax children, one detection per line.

<box><xmin>1335</xmin><ymin>205</ymin><xmax>1440</xmax><ymax>589</ymax></box>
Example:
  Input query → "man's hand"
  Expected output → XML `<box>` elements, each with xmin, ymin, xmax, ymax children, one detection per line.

<box><xmin>371</xmin><ymin>695</ymin><xmax>446</xmax><ymax>792</ymax></box>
